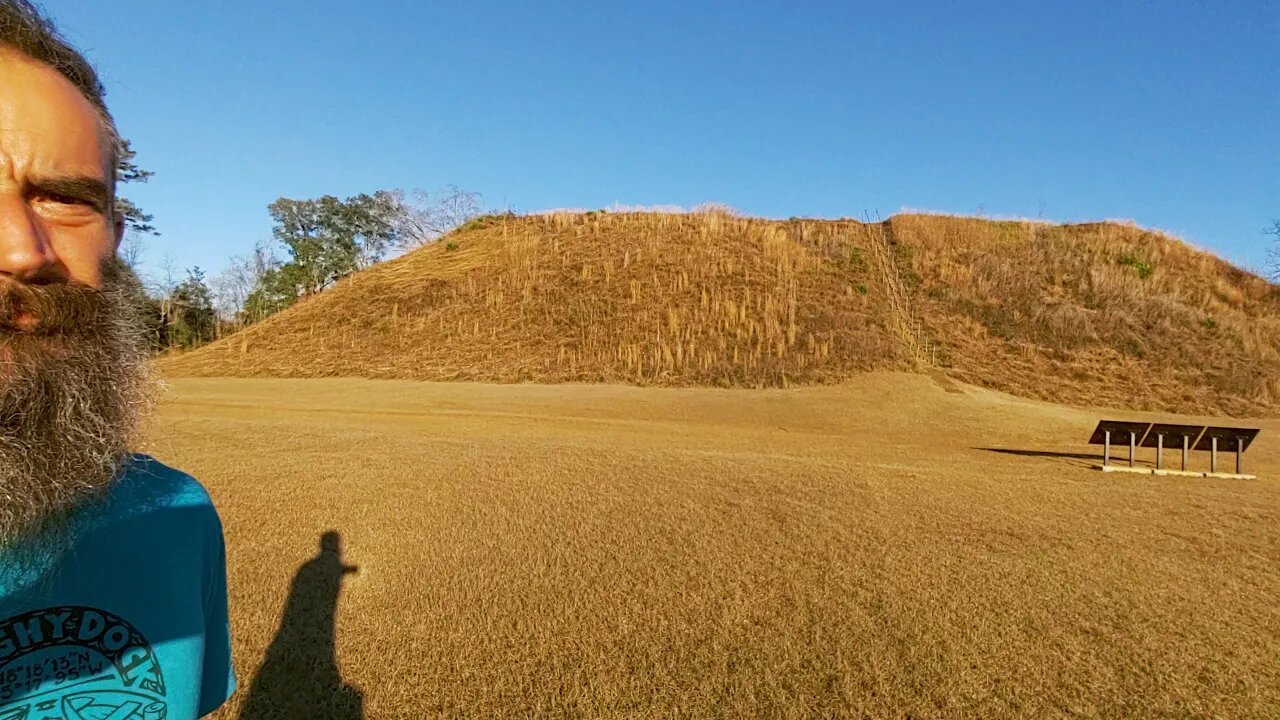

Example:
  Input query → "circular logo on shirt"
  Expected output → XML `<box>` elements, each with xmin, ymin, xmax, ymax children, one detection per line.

<box><xmin>0</xmin><ymin>606</ymin><xmax>166</xmax><ymax>720</ymax></box>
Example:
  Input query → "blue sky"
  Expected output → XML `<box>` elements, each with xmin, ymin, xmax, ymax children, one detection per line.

<box><xmin>42</xmin><ymin>0</ymin><xmax>1279</xmax><ymax>281</ymax></box>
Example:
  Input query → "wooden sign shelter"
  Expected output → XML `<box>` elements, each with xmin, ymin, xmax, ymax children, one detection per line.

<box><xmin>1141</xmin><ymin>423</ymin><xmax>1205</xmax><ymax>471</ymax></box>
<box><xmin>1087</xmin><ymin>420</ymin><xmax>1153</xmax><ymax>468</ymax></box>
<box><xmin>1088</xmin><ymin>420</ymin><xmax>1261</xmax><ymax>478</ymax></box>
<box><xmin>1194</xmin><ymin>426</ymin><xmax>1260</xmax><ymax>475</ymax></box>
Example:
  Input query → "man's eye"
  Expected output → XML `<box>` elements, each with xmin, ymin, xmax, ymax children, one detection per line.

<box><xmin>35</xmin><ymin>192</ymin><xmax>88</xmax><ymax>206</ymax></box>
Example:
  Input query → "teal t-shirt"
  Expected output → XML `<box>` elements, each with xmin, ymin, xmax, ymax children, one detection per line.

<box><xmin>0</xmin><ymin>455</ymin><xmax>234</xmax><ymax>719</ymax></box>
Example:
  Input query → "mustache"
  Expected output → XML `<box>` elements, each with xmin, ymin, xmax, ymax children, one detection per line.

<box><xmin>0</xmin><ymin>279</ymin><xmax>107</xmax><ymax>336</ymax></box>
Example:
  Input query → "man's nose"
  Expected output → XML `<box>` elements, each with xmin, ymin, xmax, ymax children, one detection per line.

<box><xmin>0</xmin><ymin>193</ymin><xmax>58</xmax><ymax>281</ymax></box>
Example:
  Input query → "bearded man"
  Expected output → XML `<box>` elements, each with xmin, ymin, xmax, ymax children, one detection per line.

<box><xmin>0</xmin><ymin>1</ymin><xmax>234</xmax><ymax>717</ymax></box>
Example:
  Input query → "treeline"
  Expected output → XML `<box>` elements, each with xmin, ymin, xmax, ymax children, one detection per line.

<box><xmin>116</xmin><ymin>143</ymin><xmax>483</xmax><ymax>352</ymax></box>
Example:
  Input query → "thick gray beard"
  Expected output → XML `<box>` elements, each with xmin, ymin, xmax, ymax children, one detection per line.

<box><xmin>0</xmin><ymin>262</ymin><xmax>152</xmax><ymax>570</ymax></box>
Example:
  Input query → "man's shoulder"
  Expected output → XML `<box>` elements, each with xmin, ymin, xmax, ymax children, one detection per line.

<box><xmin>106</xmin><ymin>454</ymin><xmax>219</xmax><ymax>522</ymax></box>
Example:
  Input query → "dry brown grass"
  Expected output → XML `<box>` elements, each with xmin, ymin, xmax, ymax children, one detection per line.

<box><xmin>145</xmin><ymin>374</ymin><xmax>1280</xmax><ymax>719</ymax></box>
<box><xmin>892</xmin><ymin>214</ymin><xmax>1280</xmax><ymax>416</ymax></box>
<box><xmin>165</xmin><ymin>211</ymin><xmax>895</xmax><ymax>387</ymax></box>
<box><xmin>161</xmin><ymin>211</ymin><xmax>1280</xmax><ymax>415</ymax></box>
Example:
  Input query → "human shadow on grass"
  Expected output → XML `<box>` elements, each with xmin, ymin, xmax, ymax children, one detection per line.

<box><xmin>238</xmin><ymin>531</ymin><xmax>363</xmax><ymax>720</ymax></box>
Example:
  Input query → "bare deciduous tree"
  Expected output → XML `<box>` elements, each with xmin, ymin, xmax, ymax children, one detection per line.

<box><xmin>211</xmin><ymin>241</ymin><xmax>280</xmax><ymax>321</ymax></box>
<box><xmin>1267</xmin><ymin>220</ymin><xmax>1279</xmax><ymax>281</ymax></box>
<box><xmin>391</xmin><ymin>185</ymin><xmax>484</xmax><ymax>249</ymax></box>
<box><xmin>153</xmin><ymin>251</ymin><xmax>179</xmax><ymax>297</ymax></box>
<box><xmin>119</xmin><ymin>232</ymin><xmax>147</xmax><ymax>272</ymax></box>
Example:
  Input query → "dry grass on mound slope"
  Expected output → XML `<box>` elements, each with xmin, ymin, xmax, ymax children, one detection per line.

<box><xmin>162</xmin><ymin>211</ymin><xmax>1280</xmax><ymax>415</ymax></box>
<box><xmin>164</xmin><ymin>212</ymin><xmax>900</xmax><ymax>386</ymax></box>
<box><xmin>893</xmin><ymin>215</ymin><xmax>1280</xmax><ymax>416</ymax></box>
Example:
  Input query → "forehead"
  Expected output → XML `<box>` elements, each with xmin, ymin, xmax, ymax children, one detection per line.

<box><xmin>0</xmin><ymin>50</ymin><xmax>110</xmax><ymax>182</ymax></box>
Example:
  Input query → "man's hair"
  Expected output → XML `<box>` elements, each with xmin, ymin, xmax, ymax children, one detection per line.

<box><xmin>0</xmin><ymin>0</ymin><xmax>118</xmax><ymax>192</ymax></box>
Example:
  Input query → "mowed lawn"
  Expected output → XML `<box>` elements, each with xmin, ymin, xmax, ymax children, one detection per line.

<box><xmin>142</xmin><ymin>373</ymin><xmax>1280</xmax><ymax>719</ymax></box>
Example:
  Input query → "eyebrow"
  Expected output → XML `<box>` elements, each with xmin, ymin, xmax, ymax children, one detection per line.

<box><xmin>25</xmin><ymin>175</ymin><xmax>111</xmax><ymax>214</ymax></box>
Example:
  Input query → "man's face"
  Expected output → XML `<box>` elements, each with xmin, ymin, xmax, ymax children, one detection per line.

<box><xmin>0</xmin><ymin>49</ymin><xmax>147</xmax><ymax>554</ymax></box>
<box><xmin>0</xmin><ymin>49</ymin><xmax>119</xmax><ymax>288</ymax></box>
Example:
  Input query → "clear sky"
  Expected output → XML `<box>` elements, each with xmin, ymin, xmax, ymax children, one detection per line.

<box><xmin>41</xmin><ymin>0</ymin><xmax>1279</xmax><ymax>281</ymax></box>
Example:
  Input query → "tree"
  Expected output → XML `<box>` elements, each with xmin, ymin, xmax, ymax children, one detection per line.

<box><xmin>156</xmin><ymin>251</ymin><xmax>179</xmax><ymax>296</ymax></box>
<box><xmin>211</xmin><ymin>241</ymin><xmax>279</xmax><ymax>322</ymax></box>
<box><xmin>234</xmin><ymin>192</ymin><xmax>403</xmax><ymax>324</ymax></box>
<box><xmin>341</xmin><ymin>191</ymin><xmax>403</xmax><ymax>270</ymax></box>
<box><xmin>242</xmin><ymin>264</ymin><xmax>308</xmax><ymax>323</ymax></box>
<box><xmin>118</xmin><ymin>232</ymin><xmax>147</xmax><ymax>272</ymax></box>
<box><xmin>266</xmin><ymin>191</ymin><xmax>402</xmax><ymax>297</ymax></box>
<box><xmin>113</xmin><ymin>140</ymin><xmax>157</xmax><ymax>290</ymax></box>
<box><xmin>130</xmin><ymin>267</ymin><xmax>216</xmax><ymax>351</ymax></box>
<box><xmin>161</xmin><ymin>267</ymin><xmax>218</xmax><ymax>349</ymax></box>
<box><xmin>1267</xmin><ymin>220</ymin><xmax>1279</xmax><ymax>281</ymax></box>
<box><xmin>391</xmin><ymin>185</ymin><xmax>483</xmax><ymax>249</ymax></box>
<box><xmin>115</xmin><ymin>139</ymin><xmax>157</xmax><ymax>235</ymax></box>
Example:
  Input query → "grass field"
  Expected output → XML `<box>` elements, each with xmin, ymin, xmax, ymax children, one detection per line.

<box><xmin>141</xmin><ymin>373</ymin><xmax>1280</xmax><ymax>719</ymax></box>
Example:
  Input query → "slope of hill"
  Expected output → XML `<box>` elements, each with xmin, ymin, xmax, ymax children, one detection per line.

<box><xmin>161</xmin><ymin>211</ymin><xmax>1280</xmax><ymax>416</ymax></box>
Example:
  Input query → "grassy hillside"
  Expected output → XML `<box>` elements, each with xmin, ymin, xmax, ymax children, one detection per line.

<box><xmin>162</xmin><ymin>211</ymin><xmax>1280</xmax><ymax>416</ymax></box>
<box><xmin>891</xmin><ymin>214</ymin><xmax>1280</xmax><ymax>416</ymax></box>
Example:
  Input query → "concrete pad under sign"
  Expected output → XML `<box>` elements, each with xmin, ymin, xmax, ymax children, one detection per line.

<box><xmin>1098</xmin><ymin>465</ymin><xmax>1256</xmax><ymax>480</ymax></box>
